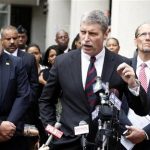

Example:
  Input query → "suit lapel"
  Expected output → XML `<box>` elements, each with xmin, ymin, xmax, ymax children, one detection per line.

<box><xmin>101</xmin><ymin>49</ymin><xmax>116</xmax><ymax>82</ymax></box>
<box><xmin>0</xmin><ymin>53</ymin><xmax>11</xmax><ymax>104</ymax></box>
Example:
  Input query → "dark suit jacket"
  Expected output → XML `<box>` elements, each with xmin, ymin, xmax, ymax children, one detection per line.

<box><xmin>17</xmin><ymin>50</ymin><xmax>39</xmax><ymax>124</ymax></box>
<box><xmin>39</xmin><ymin>49</ymin><xmax>149</xmax><ymax>145</ymax></box>
<box><xmin>0</xmin><ymin>52</ymin><xmax>30</xmax><ymax>132</ymax></box>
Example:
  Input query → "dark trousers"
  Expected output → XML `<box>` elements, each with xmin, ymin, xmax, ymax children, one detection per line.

<box><xmin>0</xmin><ymin>136</ymin><xmax>30</xmax><ymax>150</ymax></box>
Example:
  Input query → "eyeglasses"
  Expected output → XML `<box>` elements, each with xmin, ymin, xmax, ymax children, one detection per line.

<box><xmin>137</xmin><ymin>32</ymin><xmax>150</xmax><ymax>38</ymax></box>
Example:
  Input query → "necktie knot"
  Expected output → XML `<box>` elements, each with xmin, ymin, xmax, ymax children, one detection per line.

<box><xmin>90</xmin><ymin>56</ymin><xmax>96</xmax><ymax>63</ymax></box>
<box><xmin>141</xmin><ymin>63</ymin><xmax>147</xmax><ymax>69</ymax></box>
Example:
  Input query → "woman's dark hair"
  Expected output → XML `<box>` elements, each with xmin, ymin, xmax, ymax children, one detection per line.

<box><xmin>42</xmin><ymin>45</ymin><xmax>58</xmax><ymax>67</ymax></box>
<box><xmin>26</xmin><ymin>43</ymin><xmax>41</xmax><ymax>52</ymax></box>
<box><xmin>71</xmin><ymin>33</ymin><xmax>80</xmax><ymax>50</ymax></box>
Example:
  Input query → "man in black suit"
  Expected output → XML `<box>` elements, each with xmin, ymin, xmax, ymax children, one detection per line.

<box><xmin>39</xmin><ymin>10</ymin><xmax>149</xmax><ymax>150</ymax></box>
<box><xmin>0</xmin><ymin>48</ymin><xmax>30</xmax><ymax>149</ymax></box>
<box><xmin>1</xmin><ymin>25</ymin><xmax>42</xmax><ymax>148</ymax></box>
<box><xmin>121</xmin><ymin>23</ymin><xmax>150</xmax><ymax>150</ymax></box>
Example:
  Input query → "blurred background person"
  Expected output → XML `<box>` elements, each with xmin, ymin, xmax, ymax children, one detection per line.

<box><xmin>106</xmin><ymin>37</ymin><xmax>120</xmax><ymax>54</ymax></box>
<box><xmin>71</xmin><ymin>33</ymin><xmax>81</xmax><ymax>50</ymax></box>
<box><xmin>17</xmin><ymin>25</ymin><xmax>28</xmax><ymax>51</ymax></box>
<box><xmin>39</xmin><ymin>45</ymin><xmax>58</xmax><ymax>86</ymax></box>
<box><xmin>55</xmin><ymin>29</ymin><xmax>70</xmax><ymax>54</ymax></box>
<box><xmin>26</xmin><ymin>43</ymin><xmax>46</xmax><ymax>74</ymax></box>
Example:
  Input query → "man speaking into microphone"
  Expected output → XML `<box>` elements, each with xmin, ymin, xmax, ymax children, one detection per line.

<box><xmin>39</xmin><ymin>10</ymin><xmax>149</xmax><ymax>150</ymax></box>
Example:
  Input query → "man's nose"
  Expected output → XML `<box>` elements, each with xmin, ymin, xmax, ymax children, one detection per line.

<box><xmin>10</xmin><ymin>38</ymin><xmax>14</xmax><ymax>43</ymax></box>
<box><xmin>84</xmin><ymin>33</ymin><xmax>90</xmax><ymax>41</ymax></box>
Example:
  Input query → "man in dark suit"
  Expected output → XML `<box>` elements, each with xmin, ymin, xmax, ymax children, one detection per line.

<box><xmin>0</xmin><ymin>48</ymin><xmax>30</xmax><ymax>149</ymax></box>
<box><xmin>121</xmin><ymin>23</ymin><xmax>150</xmax><ymax>150</ymax></box>
<box><xmin>39</xmin><ymin>10</ymin><xmax>149</xmax><ymax>150</ymax></box>
<box><xmin>1</xmin><ymin>25</ymin><xmax>43</xmax><ymax>148</ymax></box>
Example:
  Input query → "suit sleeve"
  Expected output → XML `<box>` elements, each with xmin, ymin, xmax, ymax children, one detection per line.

<box><xmin>7</xmin><ymin>58</ymin><xmax>30</xmax><ymax>124</ymax></box>
<box><xmin>39</xmin><ymin>60</ymin><xmax>61</xmax><ymax>127</ymax></box>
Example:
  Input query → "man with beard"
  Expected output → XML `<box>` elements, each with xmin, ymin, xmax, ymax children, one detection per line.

<box><xmin>121</xmin><ymin>23</ymin><xmax>150</xmax><ymax>150</ymax></box>
<box><xmin>55</xmin><ymin>29</ymin><xmax>70</xmax><ymax>54</ymax></box>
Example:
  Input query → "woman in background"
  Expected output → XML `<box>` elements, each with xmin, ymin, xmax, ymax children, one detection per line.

<box><xmin>71</xmin><ymin>33</ymin><xmax>81</xmax><ymax>50</ymax></box>
<box><xmin>39</xmin><ymin>45</ymin><xmax>58</xmax><ymax>85</ymax></box>
<box><xmin>105</xmin><ymin>37</ymin><xmax>120</xmax><ymax>54</ymax></box>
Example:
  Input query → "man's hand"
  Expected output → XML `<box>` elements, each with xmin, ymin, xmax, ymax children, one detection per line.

<box><xmin>117</xmin><ymin>63</ymin><xmax>137</xmax><ymax>88</ymax></box>
<box><xmin>0</xmin><ymin>121</ymin><xmax>16</xmax><ymax>142</ymax></box>
<box><xmin>39</xmin><ymin>72</ymin><xmax>47</xmax><ymax>85</ymax></box>
<box><xmin>125</xmin><ymin>125</ymin><xmax>146</xmax><ymax>144</ymax></box>
<box><xmin>39</xmin><ymin>144</ymin><xmax>49</xmax><ymax>150</ymax></box>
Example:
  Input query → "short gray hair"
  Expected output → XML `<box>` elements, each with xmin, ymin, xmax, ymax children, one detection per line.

<box><xmin>80</xmin><ymin>10</ymin><xmax>109</xmax><ymax>33</ymax></box>
<box><xmin>1</xmin><ymin>25</ymin><xmax>18</xmax><ymax>39</ymax></box>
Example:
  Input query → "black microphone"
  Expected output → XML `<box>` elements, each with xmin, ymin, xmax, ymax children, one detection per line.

<box><xmin>79</xmin><ymin>121</ymin><xmax>88</xmax><ymax>149</ymax></box>
<box><xmin>45</xmin><ymin>122</ymin><xmax>63</xmax><ymax>146</ymax></box>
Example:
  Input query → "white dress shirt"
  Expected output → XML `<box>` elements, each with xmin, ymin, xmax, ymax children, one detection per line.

<box><xmin>81</xmin><ymin>48</ymin><xmax>105</xmax><ymax>89</ymax></box>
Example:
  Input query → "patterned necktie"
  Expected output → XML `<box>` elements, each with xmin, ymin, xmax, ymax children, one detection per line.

<box><xmin>139</xmin><ymin>63</ymin><xmax>148</xmax><ymax>92</ymax></box>
<box><xmin>85</xmin><ymin>56</ymin><xmax>97</xmax><ymax>111</ymax></box>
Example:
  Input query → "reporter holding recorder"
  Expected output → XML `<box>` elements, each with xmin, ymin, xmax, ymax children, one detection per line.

<box><xmin>39</xmin><ymin>10</ymin><xmax>149</xmax><ymax>150</ymax></box>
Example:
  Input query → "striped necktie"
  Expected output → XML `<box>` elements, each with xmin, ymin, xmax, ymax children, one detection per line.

<box><xmin>139</xmin><ymin>63</ymin><xmax>148</xmax><ymax>92</ymax></box>
<box><xmin>85</xmin><ymin>56</ymin><xmax>97</xmax><ymax>111</ymax></box>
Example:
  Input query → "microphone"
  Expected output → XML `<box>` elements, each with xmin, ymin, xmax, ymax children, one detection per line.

<box><xmin>74</xmin><ymin>121</ymin><xmax>89</xmax><ymax>149</ymax></box>
<box><xmin>79</xmin><ymin>121</ymin><xmax>88</xmax><ymax>149</ymax></box>
<box><xmin>109</xmin><ymin>88</ymin><xmax>122</xmax><ymax>110</ymax></box>
<box><xmin>93</xmin><ymin>77</ymin><xmax>109</xmax><ymax>95</ymax></box>
<box><xmin>45</xmin><ymin>122</ymin><xmax>63</xmax><ymax>146</ymax></box>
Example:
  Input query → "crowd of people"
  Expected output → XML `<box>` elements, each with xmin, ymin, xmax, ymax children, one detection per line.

<box><xmin>0</xmin><ymin>9</ymin><xmax>150</xmax><ymax>150</ymax></box>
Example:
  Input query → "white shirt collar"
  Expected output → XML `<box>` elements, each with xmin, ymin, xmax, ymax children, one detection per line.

<box><xmin>81</xmin><ymin>47</ymin><xmax>105</xmax><ymax>61</ymax></box>
<box><xmin>137</xmin><ymin>55</ymin><xmax>150</xmax><ymax>69</ymax></box>
<box><xmin>4</xmin><ymin>49</ymin><xmax>18</xmax><ymax>56</ymax></box>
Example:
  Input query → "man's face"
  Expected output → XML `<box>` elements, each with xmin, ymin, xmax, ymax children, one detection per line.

<box><xmin>135</xmin><ymin>24</ymin><xmax>150</xmax><ymax>53</ymax></box>
<box><xmin>56</xmin><ymin>31</ymin><xmax>69</xmax><ymax>47</ymax></box>
<box><xmin>80</xmin><ymin>23</ymin><xmax>108</xmax><ymax>56</ymax></box>
<box><xmin>18</xmin><ymin>33</ymin><xmax>27</xmax><ymax>49</ymax></box>
<box><xmin>1</xmin><ymin>30</ymin><xmax>18</xmax><ymax>53</ymax></box>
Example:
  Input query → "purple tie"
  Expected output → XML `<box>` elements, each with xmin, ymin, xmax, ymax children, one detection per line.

<box><xmin>139</xmin><ymin>63</ymin><xmax>148</xmax><ymax>92</ymax></box>
<box><xmin>85</xmin><ymin>57</ymin><xmax>97</xmax><ymax>111</ymax></box>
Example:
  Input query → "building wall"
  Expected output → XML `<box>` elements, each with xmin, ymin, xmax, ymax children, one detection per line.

<box><xmin>31</xmin><ymin>5</ymin><xmax>46</xmax><ymax>52</ymax></box>
<box><xmin>45</xmin><ymin>0</ymin><xmax>71</xmax><ymax>49</ymax></box>
<box><xmin>70</xmin><ymin>0</ymin><xmax>109</xmax><ymax>46</ymax></box>
<box><xmin>111</xmin><ymin>0</ymin><xmax>150</xmax><ymax>58</ymax></box>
